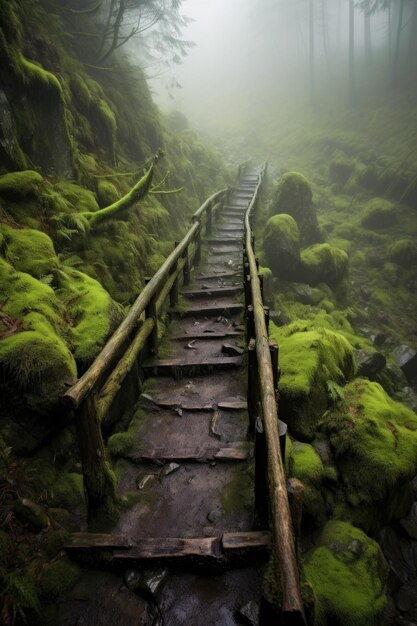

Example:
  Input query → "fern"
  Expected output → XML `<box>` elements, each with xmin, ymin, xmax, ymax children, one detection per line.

<box><xmin>0</xmin><ymin>569</ymin><xmax>40</xmax><ymax>624</ymax></box>
<box><xmin>327</xmin><ymin>380</ymin><xmax>345</xmax><ymax>405</ymax></box>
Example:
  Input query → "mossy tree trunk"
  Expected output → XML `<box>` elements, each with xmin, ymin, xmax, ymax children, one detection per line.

<box><xmin>75</xmin><ymin>395</ymin><xmax>117</xmax><ymax>524</ymax></box>
<box><xmin>82</xmin><ymin>156</ymin><xmax>158</xmax><ymax>229</ymax></box>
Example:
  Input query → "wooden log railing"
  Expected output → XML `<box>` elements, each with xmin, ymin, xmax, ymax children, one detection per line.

<box><xmin>243</xmin><ymin>165</ymin><xmax>306</xmax><ymax>624</ymax></box>
<box><xmin>63</xmin><ymin>187</ymin><xmax>229</xmax><ymax>520</ymax></box>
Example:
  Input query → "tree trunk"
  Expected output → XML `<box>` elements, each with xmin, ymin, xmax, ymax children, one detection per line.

<box><xmin>408</xmin><ymin>0</ymin><xmax>417</xmax><ymax>70</ymax></box>
<box><xmin>322</xmin><ymin>0</ymin><xmax>331</xmax><ymax>78</ymax></box>
<box><xmin>392</xmin><ymin>0</ymin><xmax>405</xmax><ymax>84</ymax></box>
<box><xmin>309</xmin><ymin>0</ymin><xmax>315</xmax><ymax>103</ymax></box>
<box><xmin>364</xmin><ymin>0</ymin><xmax>372</xmax><ymax>64</ymax></box>
<box><xmin>349</xmin><ymin>0</ymin><xmax>355</xmax><ymax>106</ymax></box>
<box><xmin>75</xmin><ymin>395</ymin><xmax>118</xmax><ymax>524</ymax></box>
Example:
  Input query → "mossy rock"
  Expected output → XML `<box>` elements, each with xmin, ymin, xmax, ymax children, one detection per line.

<box><xmin>289</xmin><ymin>441</ymin><xmax>326</xmax><ymax>528</ymax></box>
<box><xmin>0</xmin><ymin>258</ymin><xmax>77</xmax><ymax>419</ymax></box>
<box><xmin>54</xmin><ymin>181</ymin><xmax>99</xmax><ymax>213</ymax></box>
<box><xmin>304</xmin><ymin>520</ymin><xmax>388</xmax><ymax>626</ymax></box>
<box><xmin>39</xmin><ymin>557</ymin><xmax>81</xmax><ymax>601</ymax></box>
<box><xmin>264</xmin><ymin>214</ymin><xmax>300</xmax><ymax>277</ymax></box>
<box><xmin>296</xmin><ymin>243</ymin><xmax>348</xmax><ymax>287</ymax></box>
<box><xmin>55</xmin><ymin>267</ymin><xmax>121</xmax><ymax>362</ymax></box>
<box><xmin>270</xmin><ymin>321</ymin><xmax>355</xmax><ymax>440</ymax></box>
<box><xmin>1</xmin><ymin>225</ymin><xmax>59</xmax><ymax>278</ymax></box>
<box><xmin>328</xmin><ymin>157</ymin><xmax>355</xmax><ymax>186</ymax></box>
<box><xmin>320</xmin><ymin>378</ymin><xmax>417</xmax><ymax>510</ymax></box>
<box><xmin>361</xmin><ymin>198</ymin><xmax>397</xmax><ymax>230</ymax></box>
<box><xmin>271</xmin><ymin>172</ymin><xmax>321</xmax><ymax>246</ymax></box>
<box><xmin>0</xmin><ymin>170</ymin><xmax>43</xmax><ymax>200</ymax></box>
<box><xmin>388</xmin><ymin>238</ymin><xmax>417</xmax><ymax>268</ymax></box>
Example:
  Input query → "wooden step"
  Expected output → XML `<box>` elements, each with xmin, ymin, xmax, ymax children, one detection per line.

<box><xmin>170</xmin><ymin>303</ymin><xmax>243</xmax><ymax>318</ymax></box>
<box><xmin>140</xmin><ymin>393</ymin><xmax>247</xmax><ymax>411</ymax></box>
<box><xmin>170</xmin><ymin>331</ymin><xmax>242</xmax><ymax>340</ymax></box>
<box><xmin>142</xmin><ymin>355</ymin><xmax>243</xmax><ymax>376</ymax></box>
<box><xmin>182</xmin><ymin>286</ymin><xmax>243</xmax><ymax>298</ymax></box>
<box><xmin>66</xmin><ymin>531</ymin><xmax>270</xmax><ymax>569</ymax></box>
<box><xmin>127</xmin><ymin>443</ymin><xmax>251</xmax><ymax>464</ymax></box>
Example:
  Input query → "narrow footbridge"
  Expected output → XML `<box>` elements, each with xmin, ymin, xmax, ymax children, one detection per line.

<box><xmin>63</xmin><ymin>161</ymin><xmax>306</xmax><ymax>624</ymax></box>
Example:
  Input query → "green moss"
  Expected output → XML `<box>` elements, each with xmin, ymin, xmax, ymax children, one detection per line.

<box><xmin>1</xmin><ymin>225</ymin><xmax>59</xmax><ymax>278</ymax></box>
<box><xmin>19</xmin><ymin>54</ymin><xmax>62</xmax><ymax>94</ymax></box>
<box><xmin>270</xmin><ymin>171</ymin><xmax>321</xmax><ymax>245</ymax></box>
<box><xmin>304</xmin><ymin>520</ymin><xmax>388</xmax><ymax>626</ymax></box>
<box><xmin>39</xmin><ymin>557</ymin><xmax>80</xmax><ymax>601</ymax></box>
<box><xmin>298</xmin><ymin>243</ymin><xmax>348</xmax><ymax>287</ymax></box>
<box><xmin>96</xmin><ymin>180</ymin><xmax>119</xmax><ymax>207</ymax></box>
<box><xmin>54</xmin><ymin>181</ymin><xmax>99</xmax><ymax>213</ymax></box>
<box><xmin>320</xmin><ymin>379</ymin><xmax>417</xmax><ymax>510</ymax></box>
<box><xmin>289</xmin><ymin>441</ymin><xmax>326</xmax><ymax>527</ymax></box>
<box><xmin>264</xmin><ymin>213</ymin><xmax>300</xmax><ymax>277</ymax></box>
<box><xmin>0</xmin><ymin>170</ymin><xmax>43</xmax><ymax>200</ymax></box>
<box><xmin>361</xmin><ymin>198</ymin><xmax>397</xmax><ymax>230</ymax></box>
<box><xmin>270</xmin><ymin>321</ymin><xmax>355</xmax><ymax>439</ymax></box>
<box><xmin>388</xmin><ymin>238</ymin><xmax>417</xmax><ymax>268</ymax></box>
<box><xmin>55</xmin><ymin>267</ymin><xmax>118</xmax><ymax>361</ymax></box>
<box><xmin>107</xmin><ymin>432</ymin><xmax>135</xmax><ymax>458</ymax></box>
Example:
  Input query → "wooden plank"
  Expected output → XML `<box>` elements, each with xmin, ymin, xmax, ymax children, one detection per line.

<box><xmin>170</xmin><ymin>332</ymin><xmax>242</xmax><ymax>341</ymax></box>
<box><xmin>170</xmin><ymin>303</ymin><xmax>243</xmax><ymax>318</ymax></box>
<box><xmin>222</xmin><ymin>531</ymin><xmax>270</xmax><ymax>551</ymax></box>
<box><xmin>182</xmin><ymin>286</ymin><xmax>243</xmax><ymax>298</ymax></box>
<box><xmin>129</xmin><ymin>444</ymin><xmax>251</xmax><ymax>463</ymax></box>
<box><xmin>143</xmin><ymin>350</ymin><xmax>242</xmax><ymax>369</ymax></box>
<box><xmin>218</xmin><ymin>400</ymin><xmax>247</xmax><ymax>410</ymax></box>
<box><xmin>113</xmin><ymin>537</ymin><xmax>219</xmax><ymax>560</ymax></box>
<box><xmin>67</xmin><ymin>533</ymin><xmax>132</xmax><ymax>550</ymax></box>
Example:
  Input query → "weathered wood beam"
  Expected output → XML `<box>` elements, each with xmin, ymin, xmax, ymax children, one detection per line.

<box><xmin>244</xmin><ymin>167</ymin><xmax>305</xmax><ymax>622</ymax></box>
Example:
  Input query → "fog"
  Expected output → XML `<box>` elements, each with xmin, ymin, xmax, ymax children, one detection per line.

<box><xmin>145</xmin><ymin>0</ymin><xmax>406</xmax><ymax>137</ymax></box>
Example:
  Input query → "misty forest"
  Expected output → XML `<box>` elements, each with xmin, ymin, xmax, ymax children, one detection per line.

<box><xmin>1</xmin><ymin>0</ymin><xmax>417</xmax><ymax>624</ymax></box>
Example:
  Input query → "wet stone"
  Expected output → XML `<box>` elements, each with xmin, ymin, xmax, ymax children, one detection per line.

<box><xmin>400</xmin><ymin>503</ymin><xmax>417</xmax><ymax>541</ymax></box>
<box><xmin>235</xmin><ymin>599</ymin><xmax>259</xmax><ymax>625</ymax></box>
<box><xmin>355</xmin><ymin>348</ymin><xmax>386</xmax><ymax>377</ymax></box>
<box><xmin>159</xmin><ymin>462</ymin><xmax>180</xmax><ymax>480</ymax></box>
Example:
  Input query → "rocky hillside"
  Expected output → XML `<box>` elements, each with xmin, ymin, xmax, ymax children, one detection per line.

<box><xmin>0</xmin><ymin>2</ymin><xmax>230</xmax><ymax>621</ymax></box>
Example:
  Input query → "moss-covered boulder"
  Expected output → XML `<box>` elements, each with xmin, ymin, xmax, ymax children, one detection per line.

<box><xmin>270</xmin><ymin>321</ymin><xmax>355</xmax><ymax>439</ymax></box>
<box><xmin>388</xmin><ymin>238</ymin><xmax>417</xmax><ymax>268</ymax></box>
<box><xmin>361</xmin><ymin>198</ymin><xmax>397</xmax><ymax>230</ymax></box>
<box><xmin>55</xmin><ymin>267</ymin><xmax>121</xmax><ymax>362</ymax></box>
<box><xmin>270</xmin><ymin>172</ymin><xmax>321</xmax><ymax>246</ymax></box>
<box><xmin>0</xmin><ymin>170</ymin><xmax>43</xmax><ymax>200</ymax></box>
<box><xmin>328</xmin><ymin>156</ymin><xmax>355</xmax><ymax>186</ymax></box>
<box><xmin>1</xmin><ymin>225</ymin><xmax>59</xmax><ymax>278</ymax></box>
<box><xmin>320</xmin><ymin>379</ymin><xmax>417</xmax><ymax>512</ymax></box>
<box><xmin>295</xmin><ymin>243</ymin><xmax>348</xmax><ymax>287</ymax></box>
<box><xmin>263</xmin><ymin>214</ymin><xmax>300</xmax><ymax>277</ymax></box>
<box><xmin>288</xmin><ymin>441</ymin><xmax>327</xmax><ymax>528</ymax></box>
<box><xmin>304</xmin><ymin>520</ymin><xmax>389</xmax><ymax>626</ymax></box>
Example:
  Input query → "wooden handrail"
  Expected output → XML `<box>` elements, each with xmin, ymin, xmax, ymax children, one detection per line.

<box><xmin>244</xmin><ymin>165</ymin><xmax>305</xmax><ymax>622</ymax></box>
<box><xmin>64</xmin><ymin>191</ymin><xmax>227</xmax><ymax>411</ymax></box>
<box><xmin>64</xmin><ymin>186</ymin><xmax>227</xmax><ymax>520</ymax></box>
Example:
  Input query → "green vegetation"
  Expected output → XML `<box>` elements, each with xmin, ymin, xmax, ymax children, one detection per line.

<box><xmin>304</xmin><ymin>520</ymin><xmax>389</xmax><ymax>626</ymax></box>
<box><xmin>320</xmin><ymin>379</ymin><xmax>417</xmax><ymax>511</ymax></box>
<box><xmin>264</xmin><ymin>213</ymin><xmax>300</xmax><ymax>276</ymax></box>
<box><xmin>270</xmin><ymin>321</ymin><xmax>355</xmax><ymax>439</ymax></box>
<box><xmin>298</xmin><ymin>243</ymin><xmax>349</xmax><ymax>287</ymax></box>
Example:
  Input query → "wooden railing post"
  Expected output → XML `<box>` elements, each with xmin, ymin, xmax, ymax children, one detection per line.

<box><xmin>246</xmin><ymin>304</ymin><xmax>255</xmax><ymax>342</ymax></box>
<box><xmin>145</xmin><ymin>277</ymin><xmax>158</xmax><ymax>355</ymax></box>
<box><xmin>254</xmin><ymin>415</ymin><xmax>268</xmax><ymax>529</ymax></box>
<box><xmin>183</xmin><ymin>248</ymin><xmax>190</xmax><ymax>286</ymax></box>
<box><xmin>74</xmin><ymin>395</ymin><xmax>117</xmax><ymax>522</ymax></box>
<box><xmin>264</xmin><ymin>306</ymin><xmax>270</xmax><ymax>334</ymax></box>
<box><xmin>206</xmin><ymin>201</ymin><xmax>212</xmax><ymax>235</ymax></box>
<box><xmin>258</xmin><ymin>273</ymin><xmax>264</xmax><ymax>301</ymax></box>
<box><xmin>247</xmin><ymin>338</ymin><xmax>257</xmax><ymax>435</ymax></box>
<box><xmin>170</xmin><ymin>243</ymin><xmax>179</xmax><ymax>308</ymax></box>
<box><xmin>194</xmin><ymin>225</ymin><xmax>202</xmax><ymax>266</ymax></box>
